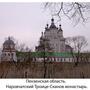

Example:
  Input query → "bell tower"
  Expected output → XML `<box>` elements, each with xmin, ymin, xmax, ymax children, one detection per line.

<box><xmin>1</xmin><ymin>37</ymin><xmax>17</xmax><ymax>62</ymax></box>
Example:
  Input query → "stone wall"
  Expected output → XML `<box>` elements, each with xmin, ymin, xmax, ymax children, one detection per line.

<box><xmin>0</xmin><ymin>61</ymin><xmax>90</xmax><ymax>78</ymax></box>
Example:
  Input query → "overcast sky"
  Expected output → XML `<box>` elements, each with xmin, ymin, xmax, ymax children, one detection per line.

<box><xmin>0</xmin><ymin>3</ymin><xmax>90</xmax><ymax>51</ymax></box>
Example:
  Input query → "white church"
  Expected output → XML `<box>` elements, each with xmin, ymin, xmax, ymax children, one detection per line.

<box><xmin>35</xmin><ymin>18</ymin><xmax>74</xmax><ymax>62</ymax></box>
<box><xmin>1</xmin><ymin>37</ymin><xmax>17</xmax><ymax>62</ymax></box>
<box><xmin>36</xmin><ymin>18</ymin><xmax>72</xmax><ymax>53</ymax></box>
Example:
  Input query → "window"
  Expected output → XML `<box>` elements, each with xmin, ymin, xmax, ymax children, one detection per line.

<box><xmin>64</xmin><ymin>58</ymin><xmax>66</xmax><ymax>62</ymax></box>
<box><xmin>61</xmin><ymin>58</ymin><xmax>62</xmax><ymax>62</ymax></box>
<box><xmin>11</xmin><ymin>53</ymin><xmax>13</xmax><ymax>56</ymax></box>
<box><xmin>4</xmin><ymin>53</ymin><xmax>6</xmax><ymax>56</ymax></box>
<box><xmin>8</xmin><ymin>53</ymin><xmax>10</xmax><ymax>56</ymax></box>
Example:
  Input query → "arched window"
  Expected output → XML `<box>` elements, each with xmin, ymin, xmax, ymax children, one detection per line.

<box><xmin>8</xmin><ymin>53</ymin><xmax>10</xmax><ymax>56</ymax></box>
<box><xmin>61</xmin><ymin>58</ymin><xmax>62</xmax><ymax>62</ymax></box>
<box><xmin>64</xmin><ymin>58</ymin><xmax>65</xmax><ymax>62</ymax></box>
<box><xmin>11</xmin><ymin>53</ymin><xmax>13</xmax><ymax>56</ymax></box>
<box><xmin>4</xmin><ymin>53</ymin><xmax>6</xmax><ymax>56</ymax></box>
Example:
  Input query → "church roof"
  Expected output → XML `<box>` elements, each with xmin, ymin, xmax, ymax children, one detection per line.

<box><xmin>30</xmin><ymin>52</ymin><xmax>73</xmax><ymax>58</ymax></box>
<box><xmin>49</xmin><ymin>18</ymin><xmax>57</xmax><ymax>29</ymax></box>
<box><xmin>65</xmin><ymin>45</ymin><xmax>73</xmax><ymax>49</ymax></box>
<box><xmin>3</xmin><ymin>37</ymin><xmax>15</xmax><ymax>46</ymax></box>
<box><xmin>58</xmin><ymin>24</ymin><xmax>63</xmax><ymax>31</ymax></box>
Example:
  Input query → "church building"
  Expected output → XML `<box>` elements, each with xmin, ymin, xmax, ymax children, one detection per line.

<box><xmin>1</xmin><ymin>37</ymin><xmax>17</xmax><ymax>62</ymax></box>
<box><xmin>36</xmin><ymin>18</ymin><xmax>72</xmax><ymax>53</ymax></box>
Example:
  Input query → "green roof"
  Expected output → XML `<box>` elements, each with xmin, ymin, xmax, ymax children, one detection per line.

<box><xmin>31</xmin><ymin>52</ymin><xmax>73</xmax><ymax>58</ymax></box>
<box><xmin>16</xmin><ymin>51</ymin><xmax>74</xmax><ymax>58</ymax></box>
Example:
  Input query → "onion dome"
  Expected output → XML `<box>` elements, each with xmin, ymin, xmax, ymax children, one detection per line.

<box><xmin>45</xmin><ymin>24</ymin><xmax>49</xmax><ymax>30</ymax></box>
<box><xmin>58</xmin><ymin>24</ymin><xmax>63</xmax><ymax>31</ymax></box>
<box><xmin>49</xmin><ymin>18</ymin><xmax>57</xmax><ymax>29</ymax></box>
<box><xmin>3</xmin><ymin>37</ymin><xmax>15</xmax><ymax>46</ymax></box>
<box><xmin>40</xmin><ymin>32</ymin><xmax>44</xmax><ymax>40</ymax></box>
<box><xmin>3</xmin><ymin>37</ymin><xmax>15</xmax><ymax>51</ymax></box>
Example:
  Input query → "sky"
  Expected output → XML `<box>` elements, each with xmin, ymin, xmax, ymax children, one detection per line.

<box><xmin>0</xmin><ymin>3</ymin><xmax>90</xmax><ymax>51</ymax></box>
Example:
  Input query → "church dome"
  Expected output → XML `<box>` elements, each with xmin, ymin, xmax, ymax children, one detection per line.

<box><xmin>49</xmin><ymin>18</ymin><xmax>57</xmax><ymax>29</ymax></box>
<box><xmin>58</xmin><ymin>24</ymin><xmax>63</xmax><ymax>31</ymax></box>
<box><xmin>3</xmin><ymin>37</ymin><xmax>15</xmax><ymax>46</ymax></box>
<box><xmin>2</xmin><ymin>37</ymin><xmax>16</xmax><ymax>52</ymax></box>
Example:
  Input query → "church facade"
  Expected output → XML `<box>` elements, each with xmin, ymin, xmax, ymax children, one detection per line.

<box><xmin>1</xmin><ymin>37</ymin><xmax>17</xmax><ymax>62</ymax></box>
<box><xmin>36</xmin><ymin>18</ymin><xmax>72</xmax><ymax>53</ymax></box>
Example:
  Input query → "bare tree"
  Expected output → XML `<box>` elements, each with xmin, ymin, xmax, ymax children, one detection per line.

<box><xmin>44</xmin><ymin>2</ymin><xmax>90</xmax><ymax>25</ymax></box>
<box><xmin>65</xmin><ymin>36</ymin><xmax>88</xmax><ymax>65</ymax></box>
<box><xmin>36</xmin><ymin>35</ymin><xmax>53</xmax><ymax>78</ymax></box>
<box><xmin>41</xmin><ymin>38</ymin><xmax>52</xmax><ymax>78</ymax></box>
<box><xmin>16</xmin><ymin>43</ymin><xmax>26</xmax><ymax>52</ymax></box>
